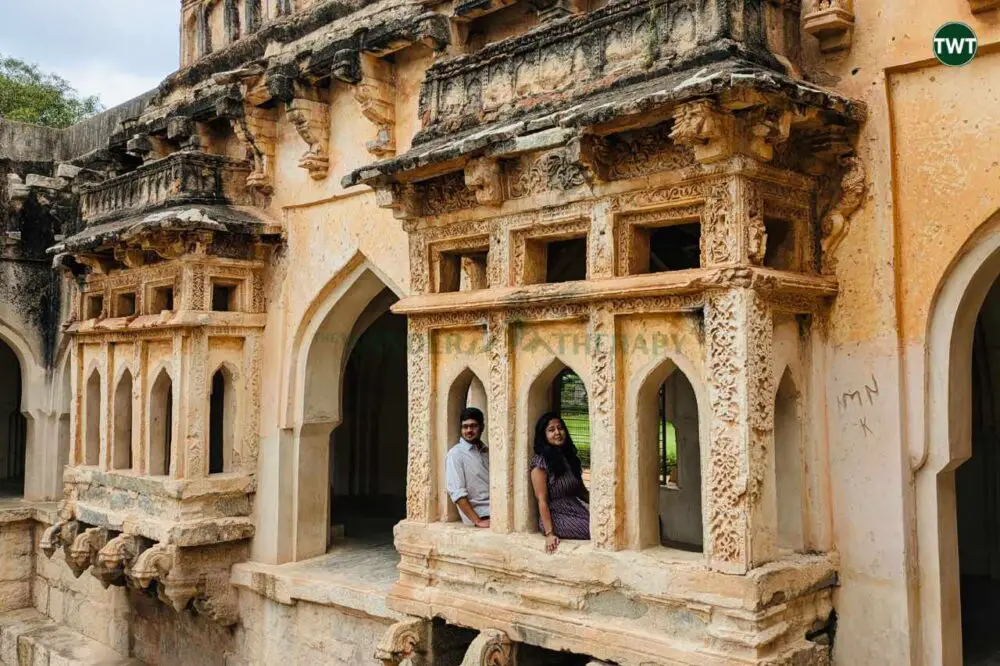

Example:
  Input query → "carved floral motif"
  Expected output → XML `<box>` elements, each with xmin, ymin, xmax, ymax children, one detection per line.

<box><xmin>506</xmin><ymin>151</ymin><xmax>587</xmax><ymax>199</ymax></box>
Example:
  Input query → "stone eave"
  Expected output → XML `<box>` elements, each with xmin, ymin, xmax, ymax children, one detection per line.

<box><xmin>391</xmin><ymin>267</ymin><xmax>838</xmax><ymax>317</ymax></box>
<box><xmin>344</xmin><ymin>59</ymin><xmax>865</xmax><ymax>188</ymax></box>
<box><xmin>48</xmin><ymin>204</ymin><xmax>282</xmax><ymax>256</ymax></box>
<box><xmin>66</xmin><ymin>312</ymin><xmax>268</xmax><ymax>336</ymax></box>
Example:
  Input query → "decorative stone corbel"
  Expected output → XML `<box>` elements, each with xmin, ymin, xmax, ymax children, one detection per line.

<box><xmin>67</xmin><ymin>527</ymin><xmax>107</xmax><ymax>578</ymax></box>
<box><xmin>464</xmin><ymin>158</ymin><xmax>503</xmax><ymax>206</ymax></box>
<box><xmin>802</xmin><ymin>0</ymin><xmax>855</xmax><ymax>53</ymax></box>
<box><xmin>355</xmin><ymin>54</ymin><xmax>396</xmax><ymax>158</ymax></box>
<box><xmin>218</xmin><ymin>83</ymin><xmax>278</xmax><ymax>194</ymax></box>
<box><xmin>821</xmin><ymin>154</ymin><xmax>866</xmax><ymax>273</ymax></box>
<box><xmin>375</xmin><ymin>619</ymin><xmax>427</xmax><ymax>666</ymax></box>
<box><xmin>129</xmin><ymin>542</ymin><xmax>174</xmax><ymax>590</ymax></box>
<box><xmin>5</xmin><ymin>174</ymin><xmax>30</xmax><ymax>214</ymax></box>
<box><xmin>40</xmin><ymin>520</ymin><xmax>69</xmax><ymax>558</ymax></box>
<box><xmin>167</xmin><ymin>116</ymin><xmax>208</xmax><ymax>152</ymax></box>
<box><xmin>93</xmin><ymin>533</ymin><xmax>140</xmax><ymax>588</ymax></box>
<box><xmin>287</xmin><ymin>94</ymin><xmax>332</xmax><ymax>180</ymax></box>
<box><xmin>114</xmin><ymin>246</ymin><xmax>145</xmax><ymax>269</ymax></box>
<box><xmin>375</xmin><ymin>182</ymin><xmax>420</xmax><ymax>220</ymax></box>
<box><xmin>749</xmin><ymin>108</ymin><xmax>792</xmax><ymax>162</ymax></box>
<box><xmin>670</xmin><ymin>100</ymin><xmax>733</xmax><ymax>164</ymax></box>
<box><xmin>460</xmin><ymin>629</ymin><xmax>516</xmax><ymax>666</ymax></box>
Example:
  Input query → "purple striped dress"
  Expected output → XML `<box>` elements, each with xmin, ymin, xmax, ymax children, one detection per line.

<box><xmin>532</xmin><ymin>454</ymin><xmax>591</xmax><ymax>540</ymax></box>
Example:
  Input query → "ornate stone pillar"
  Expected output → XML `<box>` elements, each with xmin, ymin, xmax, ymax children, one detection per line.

<box><xmin>183</xmin><ymin>330</ymin><xmax>209</xmax><ymax>478</ymax></box>
<box><xmin>407</xmin><ymin>323</ymin><xmax>433</xmax><ymax>522</ymax></box>
<box><xmin>588</xmin><ymin>307</ymin><xmax>622</xmax><ymax>549</ymax></box>
<box><xmin>704</xmin><ymin>288</ymin><xmax>777</xmax><ymax>573</ymax></box>
<box><xmin>487</xmin><ymin>313</ymin><xmax>515</xmax><ymax>533</ymax></box>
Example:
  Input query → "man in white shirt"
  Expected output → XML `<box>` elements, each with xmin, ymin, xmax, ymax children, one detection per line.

<box><xmin>445</xmin><ymin>407</ymin><xmax>490</xmax><ymax>528</ymax></box>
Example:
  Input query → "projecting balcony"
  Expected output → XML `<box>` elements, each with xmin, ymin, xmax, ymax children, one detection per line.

<box><xmin>79</xmin><ymin>151</ymin><xmax>251</xmax><ymax>226</ymax></box>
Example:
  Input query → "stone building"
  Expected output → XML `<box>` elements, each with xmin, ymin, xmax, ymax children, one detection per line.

<box><xmin>0</xmin><ymin>0</ymin><xmax>997</xmax><ymax>664</ymax></box>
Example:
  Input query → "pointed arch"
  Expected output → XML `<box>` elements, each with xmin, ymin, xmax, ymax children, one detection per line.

<box><xmin>209</xmin><ymin>363</ymin><xmax>238</xmax><ymax>474</ymax></box>
<box><xmin>148</xmin><ymin>367</ymin><xmax>174</xmax><ymax>476</ymax></box>
<box><xmin>773</xmin><ymin>367</ymin><xmax>805</xmax><ymax>551</ymax></box>
<box><xmin>438</xmin><ymin>366</ymin><xmax>489</xmax><ymax>522</ymax></box>
<box><xmin>629</xmin><ymin>355</ymin><xmax>703</xmax><ymax>550</ymax></box>
<box><xmin>84</xmin><ymin>368</ymin><xmax>101</xmax><ymax>467</ymax></box>
<box><xmin>113</xmin><ymin>369</ymin><xmax>134</xmax><ymax>471</ymax></box>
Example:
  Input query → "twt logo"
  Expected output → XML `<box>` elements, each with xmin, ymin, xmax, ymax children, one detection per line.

<box><xmin>933</xmin><ymin>22</ymin><xmax>978</xmax><ymax>67</ymax></box>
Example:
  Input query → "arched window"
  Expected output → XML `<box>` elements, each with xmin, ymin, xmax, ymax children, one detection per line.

<box><xmin>113</xmin><ymin>371</ymin><xmax>133</xmax><ymax>470</ymax></box>
<box><xmin>149</xmin><ymin>370</ymin><xmax>173</xmax><ymax>476</ymax></box>
<box><xmin>634</xmin><ymin>361</ymin><xmax>701</xmax><ymax>550</ymax></box>
<box><xmin>0</xmin><ymin>340</ymin><xmax>26</xmax><ymax>492</ymax></box>
<box><xmin>209</xmin><ymin>367</ymin><xmax>236</xmax><ymax>474</ymax></box>
<box><xmin>775</xmin><ymin>369</ymin><xmax>805</xmax><ymax>551</ymax></box>
<box><xmin>441</xmin><ymin>368</ymin><xmax>488</xmax><ymax>522</ymax></box>
<box><xmin>85</xmin><ymin>369</ymin><xmax>101</xmax><ymax>467</ymax></box>
<box><xmin>552</xmin><ymin>369</ymin><xmax>590</xmax><ymax>480</ymax></box>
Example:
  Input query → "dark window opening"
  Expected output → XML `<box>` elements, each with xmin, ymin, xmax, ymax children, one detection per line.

<box><xmin>150</xmin><ymin>286</ymin><xmax>174</xmax><ymax>313</ymax></box>
<box><xmin>438</xmin><ymin>250</ymin><xmax>489</xmax><ymax>293</ymax></box>
<box><xmin>209</xmin><ymin>370</ymin><xmax>227</xmax><ymax>474</ymax></box>
<box><xmin>764</xmin><ymin>218</ymin><xmax>796</xmax><ymax>270</ymax></box>
<box><xmin>648</xmin><ymin>223</ymin><xmax>701</xmax><ymax>272</ymax></box>
<box><xmin>545</xmin><ymin>237</ymin><xmax>587</xmax><ymax>283</ymax></box>
<box><xmin>212</xmin><ymin>283</ymin><xmax>237</xmax><ymax>311</ymax></box>
<box><xmin>86</xmin><ymin>295</ymin><xmax>104</xmax><ymax>319</ymax></box>
<box><xmin>116</xmin><ymin>293</ymin><xmax>136</xmax><ymax>317</ymax></box>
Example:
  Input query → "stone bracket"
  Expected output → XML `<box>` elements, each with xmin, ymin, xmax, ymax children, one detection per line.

<box><xmin>375</xmin><ymin>618</ymin><xmax>428</xmax><ymax>666</ymax></box>
<box><xmin>671</xmin><ymin>99</ymin><xmax>793</xmax><ymax>165</ymax></box>
<box><xmin>67</xmin><ymin>527</ymin><xmax>108</xmax><ymax>579</ymax></box>
<box><xmin>375</xmin><ymin>182</ymin><xmax>420</xmax><ymax>220</ymax></box>
<box><xmin>802</xmin><ymin>1</ymin><xmax>855</xmax><ymax>53</ymax></box>
<box><xmin>287</xmin><ymin>93</ymin><xmax>332</xmax><ymax>180</ymax></box>
<box><xmin>461</xmin><ymin>628</ymin><xmax>516</xmax><ymax>666</ymax></box>
<box><xmin>464</xmin><ymin>158</ymin><xmax>503</xmax><ymax>206</ymax></box>
<box><xmin>354</xmin><ymin>54</ymin><xmax>396</xmax><ymax>158</ymax></box>
<box><xmin>820</xmin><ymin>154</ymin><xmax>866</xmax><ymax>273</ymax></box>
<box><xmin>218</xmin><ymin>83</ymin><xmax>278</xmax><ymax>194</ymax></box>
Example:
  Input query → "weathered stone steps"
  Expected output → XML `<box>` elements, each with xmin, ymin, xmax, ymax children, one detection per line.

<box><xmin>0</xmin><ymin>608</ymin><xmax>144</xmax><ymax>666</ymax></box>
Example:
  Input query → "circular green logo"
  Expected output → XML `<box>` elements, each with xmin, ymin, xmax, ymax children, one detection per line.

<box><xmin>933</xmin><ymin>22</ymin><xmax>978</xmax><ymax>67</ymax></box>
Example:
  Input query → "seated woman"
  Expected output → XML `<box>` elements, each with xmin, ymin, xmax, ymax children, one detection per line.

<box><xmin>530</xmin><ymin>412</ymin><xmax>590</xmax><ymax>553</ymax></box>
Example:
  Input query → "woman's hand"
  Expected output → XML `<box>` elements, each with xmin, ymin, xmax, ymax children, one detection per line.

<box><xmin>545</xmin><ymin>533</ymin><xmax>560</xmax><ymax>553</ymax></box>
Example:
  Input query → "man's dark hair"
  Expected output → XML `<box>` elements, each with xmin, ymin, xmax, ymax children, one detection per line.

<box><xmin>460</xmin><ymin>407</ymin><xmax>484</xmax><ymax>426</ymax></box>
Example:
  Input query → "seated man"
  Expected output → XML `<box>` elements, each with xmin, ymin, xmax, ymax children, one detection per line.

<box><xmin>445</xmin><ymin>407</ymin><xmax>490</xmax><ymax>528</ymax></box>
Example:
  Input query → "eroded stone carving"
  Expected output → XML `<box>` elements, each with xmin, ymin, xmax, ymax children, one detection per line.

<box><xmin>821</xmin><ymin>154</ymin><xmax>866</xmax><ymax>273</ymax></box>
<box><xmin>670</xmin><ymin>100</ymin><xmax>731</xmax><ymax>164</ymax></box>
<box><xmin>376</xmin><ymin>183</ymin><xmax>420</xmax><ymax>219</ymax></box>
<box><xmin>67</xmin><ymin>527</ymin><xmax>107</xmax><ymax>578</ymax></box>
<box><xmin>287</xmin><ymin>96</ymin><xmax>331</xmax><ymax>179</ymax></box>
<box><xmin>461</xmin><ymin>629</ymin><xmax>516</xmax><ymax>666</ymax></box>
<box><xmin>802</xmin><ymin>0</ymin><xmax>855</xmax><ymax>52</ymax></box>
<box><xmin>93</xmin><ymin>533</ymin><xmax>140</xmax><ymax>588</ymax></box>
<box><xmin>355</xmin><ymin>54</ymin><xmax>396</xmax><ymax>158</ymax></box>
<box><xmin>465</xmin><ymin>158</ymin><xmax>503</xmax><ymax>206</ymax></box>
<box><xmin>375</xmin><ymin>618</ymin><xmax>426</xmax><ymax>666</ymax></box>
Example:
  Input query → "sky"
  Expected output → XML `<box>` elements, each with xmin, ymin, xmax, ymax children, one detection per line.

<box><xmin>0</xmin><ymin>0</ymin><xmax>179</xmax><ymax>109</ymax></box>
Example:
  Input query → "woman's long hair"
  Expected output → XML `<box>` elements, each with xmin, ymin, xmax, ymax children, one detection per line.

<box><xmin>533</xmin><ymin>412</ymin><xmax>583</xmax><ymax>479</ymax></box>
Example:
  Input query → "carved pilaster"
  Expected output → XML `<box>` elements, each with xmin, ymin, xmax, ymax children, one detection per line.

<box><xmin>464</xmin><ymin>158</ymin><xmax>503</xmax><ymax>206</ymax></box>
<box><xmin>375</xmin><ymin>618</ymin><xmax>427</xmax><ymax>666</ymax></box>
<box><xmin>355</xmin><ymin>54</ymin><xmax>396</xmax><ymax>158</ymax></box>
<box><xmin>821</xmin><ymin>154</ymin><xmax>866</xmax><ymax>274</ymax></box>
<box><xmin>461</xmin><ymin>629</ymin><xmax>516</xmax><ymax>666</ymax></box>
<box><xmin>407</xmin><ymin>324</ymin><xmax>432</xmax><ymax>522</ymax></box>
<box><xmin>588</xmin><ymin>308</ymin><xmax>621</xmax><ymax>549</ymax></box>
<box><xmin>487</xmin><ymin>313</ymin><xmax>514</xmax><ymax>532</ymax></box>
<box><xmin>702</xmin><ymin>179</ymin><xmax>738</xmax><ymax>266</ymax></box>
<box><xmin>287</xmin><ymin>95</ymin><xmax>331</xmax><ymax>179</ymax></box>
<box><xmin>802</xmin><ymin>0</ymin><xmax>855</xmax><ymax>53</ymax></box>
<box><xmin>704</xmin><ymin>289</ymin><xmax>776</xmax><ymax>574</ymax></box>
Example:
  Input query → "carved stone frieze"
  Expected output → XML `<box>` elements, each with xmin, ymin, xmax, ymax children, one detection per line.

<box><xmin>375</xmin><ymin>618</ymin><xmax>427</xmax><ymax>666</ymax></box>
<box><xmin>506</xmin><ymin>150</ymin><xmax>588</xmax><ymax>199</ymax></box>
<box><xmin>583</xmin><ymin>124</ymin><xmax>696</xmax><ymax>182</ymax></box>
<box><xmin>422</xmin><ymin>172</ymin><xmax>479</xmax><ymax>216</ymax></box>
<box><xmin>802</xmin><ymin>0</ymin><xmax>855</xmax><ymax>52</ymax></box>
<box><xmin>287</xmin><ymin>96</ymin><xmax>331</xmax><ymax>179</ymax></box>
<box><xmin>821</xmin><ymin>154</ymin><xmax>866</xmax><ymax>273</ymax></box>
<box><xmin>355</xmin><ymin>54</ymin><xmax>396</xmax><ymax>158</ymax></box>
<box><xmin>460</xmin><ymin>628</ymin><xmax>516</xmax><ymax>666</ymax></box>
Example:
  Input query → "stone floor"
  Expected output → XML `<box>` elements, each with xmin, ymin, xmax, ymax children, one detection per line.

<box><xmin>0</xmin><ymin>608</ymin><xmax>143</xmax><ymax>666</ymax></box>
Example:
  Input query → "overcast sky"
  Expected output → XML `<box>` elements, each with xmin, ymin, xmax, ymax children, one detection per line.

<box><xmin>0</xmin><ymin>0</ymin><xmax>179</xmax><ymax>109</ymax></box>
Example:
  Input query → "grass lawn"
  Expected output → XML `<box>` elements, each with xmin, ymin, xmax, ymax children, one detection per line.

<box><xmin>561</xmin><ymin>413</ymin><xmax>677</xmax><ymax>472</ymax></box>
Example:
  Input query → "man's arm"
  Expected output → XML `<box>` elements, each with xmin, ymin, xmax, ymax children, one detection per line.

<box><xmin>445</xmin><ymin>450</ymin><xmax>489</xmax><ymax>527</ymax></box>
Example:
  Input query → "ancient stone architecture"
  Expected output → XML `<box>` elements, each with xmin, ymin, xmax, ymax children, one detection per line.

<box><xmin>0</xmin><ymin>0</ymin><xmax>999</xmax><ymax>664</ymax></box>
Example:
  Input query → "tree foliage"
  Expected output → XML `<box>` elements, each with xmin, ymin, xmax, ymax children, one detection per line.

<box><xmin>0</xmin><ymin>55</ymin><xmax>103</xmax><ymax>128</ymax></box>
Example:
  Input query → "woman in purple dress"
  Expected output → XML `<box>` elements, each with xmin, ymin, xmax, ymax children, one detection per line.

<box><xmin>530</xmin><ymin>412</ymin><xmax>590</xmax><ymax>553</ymax></box>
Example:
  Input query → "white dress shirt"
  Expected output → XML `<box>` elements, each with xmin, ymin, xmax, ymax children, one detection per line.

<box><xmin>445</xmin><ymin>438</ymin><xmax>490</xmax><ymax>525</ymax></box>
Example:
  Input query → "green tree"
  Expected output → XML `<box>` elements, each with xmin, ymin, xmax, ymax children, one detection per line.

<box><xmin>0</xmin><ymin>55</ymin><xmax>102</xmax><ymax>128</ymax></box>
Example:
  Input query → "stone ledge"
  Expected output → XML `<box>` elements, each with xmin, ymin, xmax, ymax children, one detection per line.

<box><xmin>0</xmin><ymin>501</ymin><xmax>59</xmax><ymax>527</ymax></box>
<box><xmin>0</xmin><ymin>608</ymin><xmax>144</xmax><ymax>666</ymax></box>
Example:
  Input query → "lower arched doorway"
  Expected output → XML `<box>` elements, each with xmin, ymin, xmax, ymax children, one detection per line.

<box><xmin>0</xmin><ymin>339</ymin><xmax>26</xmax><ymax>496</ymax></box>
<box><xmin>958</xmin><ymin>279</ymin><xmax>1000</xmax><ymax>664</ymax></box>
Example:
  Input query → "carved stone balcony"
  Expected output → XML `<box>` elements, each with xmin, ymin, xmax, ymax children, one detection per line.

<box><xmin>79</xmin><ymin>152</ymin><xmax>251</xmax><ymax>226</ymax></box>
